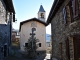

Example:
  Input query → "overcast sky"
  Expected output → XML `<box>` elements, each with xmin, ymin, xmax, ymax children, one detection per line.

<box><xmin>12</xmin><ymin>0</ymin><xmax>54</xmax><ymax>34</ymax></box>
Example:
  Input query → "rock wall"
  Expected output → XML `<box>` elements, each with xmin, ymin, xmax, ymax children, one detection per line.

<box><xmin>51</xmin><ymin>0</ymin><xmax>80</xmax><ymax>60</ymax></box>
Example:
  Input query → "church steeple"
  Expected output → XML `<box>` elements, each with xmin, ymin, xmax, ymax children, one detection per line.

<box><xmin>39</xmin><ymin>5</ymin><xmax>45</xmax><ymax>12</ymax></box>
<box><xmin>38</xmin><ymin>5</ymin><xmax>46</xmax><ymax>22</ymax></box>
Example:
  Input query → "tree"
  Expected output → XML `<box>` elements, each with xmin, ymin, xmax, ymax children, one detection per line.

<box><xmin>24</xmin><ymin>28</ymin><xmax>39</xmax><ymax>58</ymax></box>
<box><xmin>24</xmin><ymin>36</ymin><xmax>39</xmax><ymax>58</ymax></box>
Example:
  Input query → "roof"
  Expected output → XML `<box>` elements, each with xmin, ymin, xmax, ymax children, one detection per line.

<box><xmin>19</xmin><ymin>18</ymin><xmax>46</xmax><ymax>32</ymax></box>
<box><xmin>3</xmin><ymin>0</ymin><xmax>15</xmax><ymax>13</ymax></box>
<box><xmin>46</xmin><ymin>0</ymin><xmax>65</xmax><ymax>25</ymax></box>
<box><xmin>39</xmin><ymin>5</ymin><xmax>45</xmax><ymax>12</ymax></box>
<box><xmin>3</xmin><ymin>0</ymin><xmax>15</xmax><ymax>22</ymax></box>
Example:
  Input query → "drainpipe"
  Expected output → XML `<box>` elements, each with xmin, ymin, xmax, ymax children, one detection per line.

<box><xmin>10</xmin><ymin>12</ymin><xmax>12</xmax><ymax>46</ymax></box>
<box><xmin>9</xmin><ymin>12</ymin><xmax>12</xmax><ymax>55</ymax></box>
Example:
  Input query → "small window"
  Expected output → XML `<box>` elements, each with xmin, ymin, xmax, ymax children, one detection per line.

<box><xmin>25</xmin><ymin>43</ymin><xmax>28</xmax><ymax>47</ymax></box>
<box><xmin>63</xmin><ymin>6</ymin><xmax>67</xmax><ymax>24</ymax></box>
<box><xmin>31</xmin><ymin>22</ymin><xmax>37</xmax><ymax>27</ymax></box>
<box><xmin>39</xmin><ymin>43</ymin><xmax>41</xmax><ymax>47</ymax></box>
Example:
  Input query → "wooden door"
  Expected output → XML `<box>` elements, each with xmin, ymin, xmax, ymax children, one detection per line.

<box><xmin>73</xmin><ymin>35</ymin><xmax>80</xmax><ymax>60</ymax></box>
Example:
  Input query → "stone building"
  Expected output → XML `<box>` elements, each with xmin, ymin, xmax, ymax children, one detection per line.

<box><xmin>0</xmin><ymin>0</ymin><xmax>15</xmax><ymax>60</ymax></box>
<box><xmin>19</xmin><ymin>5</ymin><xmax>46</xmax><ymax>54</ymax></box>
<box><xmin>12</xmin><ymin>29</ymin><xmax>20</xmax><ymax>43</ymax></box>
<box><xmin>47</xmin><ymin>0</ymin><xmax>80</xmax><ymax>60</ymax></box>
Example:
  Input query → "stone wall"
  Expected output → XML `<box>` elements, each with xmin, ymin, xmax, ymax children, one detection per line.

<box><xmin>0</xmin><ymin>0</ymin><xmax>10</xmax><ymax>24</ymax></box>
<box><xmin>0</xmin><ymin>0</ymin><xmax>6</xmax><ymax>24</ymax></box>
<box><xmin>0</xmin><ymin>24</ymin><xmax>10</xmax><ymax>60</ymax></box>
<box><xmin>51</xmin><ymin>0</ymin><xmax>80</xmax><ymax>60</ymax></box>
<box><xmin>0</xmin><ymin>0</ymin><xmax>12</xmax><ymax>60</ymax></box>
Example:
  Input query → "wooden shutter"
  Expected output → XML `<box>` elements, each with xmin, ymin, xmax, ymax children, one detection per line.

<box><xmin>72</xmin><ymin>0</ymin><xmax>79</xmax><ymax>18</ymax></box>
<box><xmin>63</xmin><ymin>6</ymin><xmax>67</xmax><ymax>24</ymax></box>
<box><xmin>13</xmin><ymin>14</ymin><xmax>15</xmax><ymax>22</ymax></box>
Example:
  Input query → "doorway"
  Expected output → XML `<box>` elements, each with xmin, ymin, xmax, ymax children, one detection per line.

<box><xmin>4</xmin><ymin>44</ymin><xmax>8</xmax><ymax>57</ymax></box>
<box><xmin>73</xmin><ymin>35</ymin><xmax>80</xmax><ymax>60</ymax></box>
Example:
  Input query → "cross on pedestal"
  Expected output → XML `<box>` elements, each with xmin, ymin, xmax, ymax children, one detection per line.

<box><xmin>30</xmin><ymin>28</ymin><xmax>36</xmax><ymax>49</ymax></box>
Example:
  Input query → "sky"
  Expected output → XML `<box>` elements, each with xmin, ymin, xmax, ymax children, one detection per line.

<box><xmin>12</xmin><ymin>0</ymin><xmax>54</xmax><ymax>34</ymax></box>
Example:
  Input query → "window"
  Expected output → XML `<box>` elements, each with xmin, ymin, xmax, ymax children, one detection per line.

<box><xmin>72</xmin><ymin>0</ymin><xmax>79</xmax><ymax>19</ymax></box>
<box><xmin>63</xmin><ymin>0</ymin><xmax>79</xmax><ymax>24</ymax></box>
<box><xmin>63</xmin><ymin>6</ymin><xmax>67</xmax><ymax>24</ymax></box>
<box><xmin>39</xmin><ymin>43</ymin><xmax>41</xmax><ymax>47</ymax></box>
<box><xmin>25</xmin><ymin>43</ymin><xmax>28</xmax><ymax>47</ymax></box>
<box><xmin>31</xmin><ymin>22</ymin><xmax>37</xmax><ymax>27</ymax></box>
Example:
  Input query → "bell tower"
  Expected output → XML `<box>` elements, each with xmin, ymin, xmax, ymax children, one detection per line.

<box><xmin>38</xmin><ymin>5</ymin><xmax>46</xmax><ymax>22</ymax></box>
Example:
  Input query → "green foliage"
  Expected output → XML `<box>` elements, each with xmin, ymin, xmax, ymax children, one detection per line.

<box><xmin>24</xmin><ymin>36</ymin><xmax>39</xmax><ymax>58</ymax></box>
<box><xmin>25</xmin><ymin>37</ymin><xmax>39</xmax><ymax>51</ymax></box>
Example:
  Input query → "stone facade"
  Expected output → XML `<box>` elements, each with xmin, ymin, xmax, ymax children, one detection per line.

<box><xmin>0</xmin><ymin>0</ymin><xmax>11</xmax><ymax>24</ymax></box>
<box><xmin>0</xmin><ymin>0</ymin><xmax>6</xmax><ymax>24</ymax></box>
<box><xmin>47</xmin><ymin>0</ymin><xmax>80</xmax><ymax>60</ymax></box>
<box><xmin>0</xmin><ymin>24</ymin><xmax>10</xmax><ymax>60</ymax></box>
<box><xmin>0</xmin><ymin>0</ymin><xmax>15</xmax><ymax>60</ymax></box>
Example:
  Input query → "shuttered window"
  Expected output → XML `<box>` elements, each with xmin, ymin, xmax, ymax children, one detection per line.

<box><xmin>63</xmin><ymin>6</ymin><xmax>67</xmax><ymax>24</ymax></box>
<box><xmin>72</xmin><ymin>0</ymin><xmax>79</xmax><ymax>19</ymax></box>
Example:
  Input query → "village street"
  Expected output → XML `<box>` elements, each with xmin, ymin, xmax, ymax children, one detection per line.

<box><xmin>4</xmin><ymin>42</ymin><xmax>51</xmax><ymax>60</ymax></box>
<box><xmin>1</xmin><ymin>0</ymin><xmax>80</xmax><ymax>60</ymax></box>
